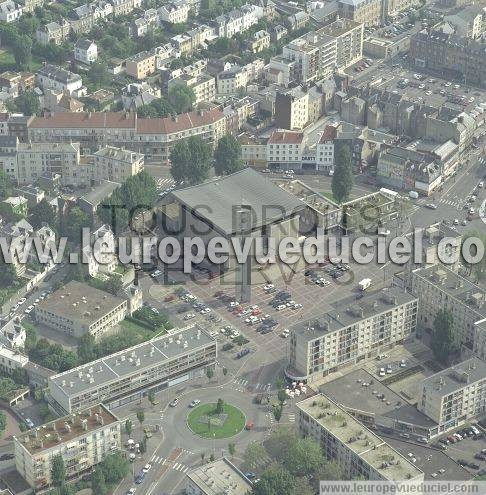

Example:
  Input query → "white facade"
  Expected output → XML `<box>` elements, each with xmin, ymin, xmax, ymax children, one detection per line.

<box><xmin>158</xmin><ymin>1</ymin><xmax>189</xmax><ymax>24</ymax></box>
<box><xmin>91</xmin><ymin>145</ymin><xmax>144</xmax><ymax>183</ymax></box>
<box><xmin>0</xmin><ymin>1</ymin><xmax>23</xmax><ymax>22</ymax></box>
<box><xmin>74</xmin><ymin>40</ymin><xmax>98</xmax><ymax>65</ymax></box>
<box><xmin>36</xmin><ymin>65</ymin><xmax>83</xmax><ymax>95</ymax></box>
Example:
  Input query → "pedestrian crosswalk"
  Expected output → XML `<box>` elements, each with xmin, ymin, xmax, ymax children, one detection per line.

<box><xmin>150</xmin><ymin>455</ymin><xmax>189</xmax><ymax>473</ymax></box>
<box><xmin>233</xmin><ymin>378</ymin><xmax>272</xmax><ymax>392</ymax></box>
<box><xmin>288</xmin><ymin>413</ymin><xmax>296</xmax><ymax>423</ymax></box>
<box><xmin>155</xmin><ymin>178</ymin><xmax>174</xmax><ymax>190</ymax></box>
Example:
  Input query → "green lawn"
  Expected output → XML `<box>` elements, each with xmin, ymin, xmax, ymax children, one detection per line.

<box><xmin>187</xmin><ymin>403</ymin><xmax>246</xmax><ymax>439</ymax></box>
<box><xmin>119</xmin><ymin>319</ymin><xmax>153</xmax><ymax>341</ymax></box>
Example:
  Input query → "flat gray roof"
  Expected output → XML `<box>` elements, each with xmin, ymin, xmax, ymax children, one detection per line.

<box><xmin>321</xmin><ymin>369</ymin><xmax>437</xmax><ymax>429</ymax></box>
<box><xmin>49</xmin><ymin>325</ymin><xmax>215</xmax><ymax>397</ymax></box>
<box><xmin>292</xmin><ymin>287</ymin><xmax>417</xmax><ymax>343</ymax></box>
<box><xmin>35</xmin><ymin>281</ymin><xmax>126</xmax><ymax>327</ymax></box>
<box><xmin>421</xmin><ymin>357</ymin><xmax>486</xmax><ymax>397</ymax></box>
<box><xmin>170</xmin><ymin>168</ymin><xmax>305</xmax><ymax>236</ymax></box>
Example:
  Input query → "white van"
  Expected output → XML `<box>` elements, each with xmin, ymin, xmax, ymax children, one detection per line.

<box><xmin>409</xmin><ymin>190</ymin><xmax>419</xmax><ymax>199</ymax></box>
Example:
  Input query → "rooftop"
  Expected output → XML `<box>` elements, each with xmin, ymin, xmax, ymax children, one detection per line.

<box><xmin>49</xmin><ymin>325</ymin><xmax>215</xmax><ymax>397</ymax></box>
<box><xmin>320</xmin><ymin>369</ymin><xmax>437</xmax><ymax>429</ymax></box>
<box><xmin>421</xmin><ymin>357</ymin><xmax>486</xmax><ymax>397</ymax></box>
<box><xmin>186</xmin><ymin>457</ymin><xmax>252</xmax><ymax>495</ymax></box>
<box><xmin>15</xmin><ymin>404</ymin><xmax>118</xmax><ymax>454</ymax></box>
<box><xmin>292</xmin><ymin>287</ymin><xmax>417</xmax><ymax>343</ymax></box>
<box><xmin>35</xmin><ymin>281</ymin><xmax>126</xmax><ymax>326</ymax></box>
<box><xmin>297</xmin><ymin>394</ymin><xmax>424</xmax><ymax>481</ymax></box>
<box><xmin>94</xmin><ymin>146</ymin><xmax>143</xmax><ymax>162</ymax></box>
<box><xmin>169</xmin><ymin>168</ymin><xmax>305</xmax><ymax>236</ymax></box>
<box><xmin>30</xmin><ymin>111</ymin><xmax>136</xmax><ymax>129</ymax></box>
<box><xmin>268</xmin><ymin>129</ymin><xmax>304</xmax><ymax>145</ymax></box>
<box><xmin>317</xmin><ymin>17</ymin><xmax>362</xmax><ymax>38</ymax></box>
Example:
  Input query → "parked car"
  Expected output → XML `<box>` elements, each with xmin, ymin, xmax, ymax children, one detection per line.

<box><xmin>169</xmin><ymin>398</ymin><xmax>179</xmax><ymax>407</ymax></box>
<box><xmin>189</xmin><ymin>399</ymin><xmax>201</xmax><ymax>408</ymax></box>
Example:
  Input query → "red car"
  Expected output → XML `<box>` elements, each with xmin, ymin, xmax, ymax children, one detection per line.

<box><xmin>252</xmin><ymin>309</ymin><xmax>262</xmax><ymax>316</ymax></box>
<box><xmin>213</xmin><ymin>290</ymin><xmax>224</xmax><ymax>297</ymax></box>
<box><xmin>164</xmin><ymin>295</ymin><xmax>175</xmax><ymax>302</ymax></box>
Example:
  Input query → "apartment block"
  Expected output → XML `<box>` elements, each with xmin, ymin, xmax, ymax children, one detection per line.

<box><xmin>35</xmin><ymin>281</ymin><xmax>128</xmax><ymax>340</ymax></box>
<box><xmin>316</xmin><ymin>124</ymin><xmax>337</xmax><ymax>172</ymax></box>
<box><xmin>167</xmin><ymin>73</ymin><xmax>216</xmax><ymax>106</ymax></box>
<box><xmin>418</xmin><ymin>357</ymin><xmax>486</xmax><ymax>433</ymax></box>
<box><xmin>287</xmin><ymin>288</ymin><xmax>418</xmax><ymax>383</ymax></box>
<box><xmin>91</xmin><ymin>146</ymin><xmax>144</xmax><ymax>183</ymax></box>
<box><xmin>338</xmin><ymin>0</ymin><xmax>383</xmax><ymax>27</ymax></box>
<box><xmin>16</xmin><ymin>142</ymin><xmax>81</xmax><ymax>185</ymax></box>
<box><xmin>275</xmin><ymin>86</ymin><xmax>309</xmax><ymax>131</ymax></box>
<box><xmin>297</xmin><ymin>394</ymin><xmax>424</xmax><ymax>482</ymax></box>
<box><xmin>267</xmin><ymin>130</ymin><xmax>305</xmax><ymax>170</ymax></box>
<box><xmin>158</xmin><ymin>0</ymin><xmax>189</xmax><ymax>24</ymax></box>
<box><xmin>48</xmin><ymin>325</ymin><xmax>217</xmax><ymax>414</ymax></box>
<box><xmin>216</xmin><ymin>66</ymin><xmax>248</xmax><ymax>94</ymax></box>
<box><xmin>320</xmin><ymin>18</ymin><xmax>364</xmax><ymax>69</ymax></box>
<box><xmin>14</xmin><ymin>404</ymin><xmax>121</xmax><ymax>490</ymax></box>
<box><xmin>406</xmin><ymin>264</ymin><xmax>486</xmax><ymax>352</ymax></box>
<box><xmin>126</xmin><ymin>51</ymin><xmax>156</xmax><ymax>80</ymax></box>
<box><xmin>36</xmin><ymin>64</ymin><xmax>84</xmax><ymax>96</ymax></box>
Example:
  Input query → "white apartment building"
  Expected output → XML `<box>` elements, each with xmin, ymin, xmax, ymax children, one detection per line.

<box><xmin>316</xmin><ymin>124</ymin><xmax>337</xmax><ymax>172</ymax></box>
<box><xmin>287</xmin><ymin>288</ymin><xmax>418</xmax><ymax>383</ymax></box>
<box><xmin>418</xmin><ymin>357</ymin><xmax>486</xmax><ymax>433</ymax></box>
<box><xmin>214</xmin><ymin>4</ymin><xmax>263</xmax><ymax>38</ymax></box>
<box><xmin>48</xmin><ymin>325</ymin><xmax>217</xmax><ymax>414</ymax></box>
<box><xmin>282</xmin><ymin>38</ymin><xmax>321</xmax><ymax>84</ymax></box>
<box><xmin>36</xmin><ymin>64</ymin><xmax>84</xmax><ymax>96</ymax></box>
<box><xmin>216</xmin><ymin>66</ymin><xmax>248</xmax><ymax>94</ymax></box>
<box><xmin>321</xmin><ymin>18</ymin><xmax>364</xmax><ymax>69</ymax></box>
<box><xmin>0</xmin><ymin>220</ymin><xmax>56</xmax><ymax>277</ymax></box>
<box><xmin>0</xmin><ymin>0</ymin><xmax>23</xmax><ymax>23</ymax></box>
<box><xmin>275</xmin><ymin>86</ymin><xmax>309</xmax><ymax>130</ymax></box>
<box><xmin>110</xmin><ymin>0</ymin><xmax>141</xmax><ymax>17</ymax></box>
<box><xmin>158</xmin><ymin>0</ymin><xmax>189</xmax><ymax>24</ymax></box>
<box><xmin>267</xmin><ymin>130</ymin><xmax>305</xmax><ymax>170</ymax></box>
<box><xmin>91</xmin><ymin>146</ymin><xmax>144</xmax><ymax>183</ymax></box>
<box><xmin>85</xmin><ymin>224</ymin><xmax>117</xmax><ymax>277</ymax></box>
<box><xmin>406</xmin><ymin>264</ymin><xmax>486</xmax><ymax>353</ymax></box>
<box><xmin>0</xmin><ymin>345</ymin><xmax>28</xmax><ymax>374</ymax></box>
<box><xmin>298</xmin><ymin>394</ymin><xmax>424</xmax><ymax>482</ymax></box>
<box><xmin>14</xmin><ymin>404</ymin><xmax>121</xmax><ymax>490</ymax></box>
<box><xmin>167</xmin><ymin>73</ymin><xmax>216</xmax><ymax>105</ymax></box>
<box><xmin>74</xmin><ymin>39</ymin><xmax>98</xmax><ymax>65</ymax></box>
<box><xmin>35</xmin><ymin>281</ymin><xmax>128</xmax><ymax>340</ymax></box>
<box><xmin>15</xmin><ymin>142</ymin><xmax>82</xmax><ymax>185</ymax></box>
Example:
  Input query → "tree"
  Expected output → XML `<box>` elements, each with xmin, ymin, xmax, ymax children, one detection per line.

<box><xmin>209</xmin><ymin>453</ymin><xmax>215</xmax><ymax>462</ymax></box>
<box><xmin>200</xmin><ymin>452</ymin><xmax>206</xmax><ymax>463</ymax></box>
<box><xmin>137</xmin><ymin>98</ymin><xmax>174</xmax><ymax>118</ymax></box>
<box><xmin>99</xmin><ymin>453</ymin><xmax>129</xmax><ymax>484</ymax></box>
<box><xmin>277</xmin><ymin>390</ymin><xmax>287</xmax><ymax>404</ymax></box>
<box><xmin>29</xmin><ymin>199</ymin><xmax>56</xmax><ymax>229</ymax></box>
<box><xmin>64</xmin><ymin>207</ymin><xmax>90</xmax><ymax>245</ymax></box>
<box><xmin>242</xmin><ymin>441</ymin><xmax>266</xmax><ymax>471</ymax></box>
<box><xmin>91</xmin><ymin>468</ymin><xmax>107</xmax><ymax>495</ymax></box>
<box><xmin>168</xmin><ymin>85</ymin><xmax>195</xmax><ymax>113</ymax></box>
<box><xmin>0</xmin><ymin>169</ymin><xmax>12</xmax><ymax>200</ymax></box>
<box><xmin>206</xmin><ymin>367</ymin><xmax>214</xmax><ymax>381</ymax></box>
<box><xmin>136</xmin><ymin>410</ymin><xmax>145</xmax><ymax>426</ymax></box>
<box><xmin>0</xmin><ymin>411</ymin><xmax>6</xmax><ymax>438</ymax></box>
<box><xmin>103</xmin><ymin>275</ymin><xmax>123</xmax><ymax>295</ymax></box>
<box><xmin>125</xmin><ymin>419</ymin><xmax>132</xmax><ymax>436</ymax></box>
<box><xmin>215</xmin><ymin>398</ymin><xmax>224</xmax><ymax>414</ymax></box>
<box><xmin>253</xmin><ymin>466</ymin><xmax>296</xmax><ymax>495</ymax></box>
<box><xmin>12</xmin><ymin>35</ymin><xmax>32</xmax><ymax>69</ymax></box>
<box><xmin>331</xmin><ymin>144</ymin><xmax>353</xmax><ymax>203</ymax></box>
<box><xmin>222</xmin><ymin>367</ymin><xmax>228</xmax><ymax>376</ymax></box>
<box><xmin>51</xmin><ymin>454</ymin><xmax>66</xmax><ymax>487</ymax></box>
<box><xmin>266</xmin><ymin>427</ymin><xmax>297</xmax><ymax>463</ymax></box>
<box><xmin>88</xmin><ymin>62</ymin><xmax>108</xmax><ymax>86</ymax></box>
<box><xmin>313</xmin><ymin>461</ymin><xmax>344</xmax><ymax>489</ymax></box>
<box><xmin>281</xmin><ymin>437</ymin><xmax>323</xmax><ymax>477</ymax></box>
<box><xmin>273</xmin><ymin>404</ymin><xmax>282</xmax><ymax>423</ymax></box>
<box><xmin>228</xmin><ymin>442</ymin><xmax>236</xmax><ymax>458</ymax></box>
<box><xmin>77</xmin><ymin>333</ymin><xmax>96</xmax><ymax>364</ymax></box>
<box><xmin>148</xmin><ymin>390</ymin><xmax>155</xmax><ymax>403</ymax></box>
<box><xmin>15</xmin><ymin>90</ymin><xmax>40</xmax><ymax>116</ymax></box>
<box><xmin>431</xmin><ymin>309</ymin><xmax>455</xmax><ymax>363</ymax></box>
<box><xmin>139</xmin><ymin>436</ymin><xmax>147</xmax><ymax>454</ymax></box>
<box><xmin>0</xmin><ymin>262</ymin><xmax>16</xmax><ymax>287</ymax></box>
<box><xmin>462</xmin><ymin>230</ymin><xmax>486</xmax><ymax>282</ymax></box>
<box><xmin>214</xmin><ymin>135</ymin><xmax>244</xmax><ymax>175</ymax></box>
<box><xmin>169</xmin><ymin>136</ymin><xmax>212</xmax><ymax>185</ymax></box>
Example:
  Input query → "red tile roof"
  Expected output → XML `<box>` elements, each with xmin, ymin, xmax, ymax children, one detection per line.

<box><xmin>319</xmin><ymin>124</ymin><xmax>337</xmax><ymax>143</ymax></box>
<box><xmin>136</xmin><ymin>108</ymin><xmax>225</xmax><ymax>135</ymax></box>
<box><xmin>29</xmin><ymin>112</ymin><xmax>137</xmax><ymax>129</ymax></box>
<box><xmin>268</xmin><ymin>130</ymin><xmax>304</xmax><ymax>145</ymax></box>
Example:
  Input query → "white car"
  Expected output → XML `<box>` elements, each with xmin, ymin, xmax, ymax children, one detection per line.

<box><xmin>18</xmin><ymin>298</ymin><xmax>27</xmax><ymax>305</ymax></box>
<box><xmin>189</xmin><ymin>399</ymin><xmax>201</xmax><ymax>408</ymax></box>
<box><xmin>378</xmin><ymin>228</ymin><xmax>391</xmax><ymax>236</ymax></box>
<box><xmin>150</xmin><ymin>270</ymin><xmax>162</xmax><ymax>278</ymax></box>
<box><xmin>263</xmin><ymin>284</ymin><xmax>274</xmax><ymax>291</ymax></box>
<box><xmin>229</xmin><ymin>301</ymin><xmax>240</xmax><ymax>308</ymax></box>
<box><xmin>425</xmin><ymin>203</ymin><xmax>437</xmax><ymax>210</ymax></box>
<box><xmin>200</xmin><ymin>308</ymin><xmax>211</xmax><ymax>314</ymax></box>
<box><xmin>142</xmin><ymin>463</ymin><xmax>152</xmax><ymax>473</ymax></box>
<box><xmin>151</xmin><ymin>307</ymin><xmax>159</xmax><ymax>314</ymax></box>
<box><xmin>11</xmin><ymin>303</ymin><xmax>19</xmax><ymax>311</ymax></box>
<box><xmin>24</xmin><ymin>306</ymin><xmax>34</xmax><ymax>314</ymax></box>
<box><xmin>281</xmin><ymin>329</ymin><xmax>290</xmax><ymax>338</ymax></box>
<box><xmin>183</xmin><ymin>313</ymin><xmax>196</xmax><ymax>320</ymax></box>
<box><xmin>379</xmin><ymin>368</ymin><xmax>386</xmax><ymax>377</ymax></box>
<box><xmin>276</xmin><ymin>304</ymin><xmax>287</xmax><ymax>311</ymax></box>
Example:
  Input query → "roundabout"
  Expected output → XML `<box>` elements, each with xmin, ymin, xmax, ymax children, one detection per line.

<box><xmin>187</xmin><ymin>402</ymin><xmax>246</xmax><ymax>439</ymax></box>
